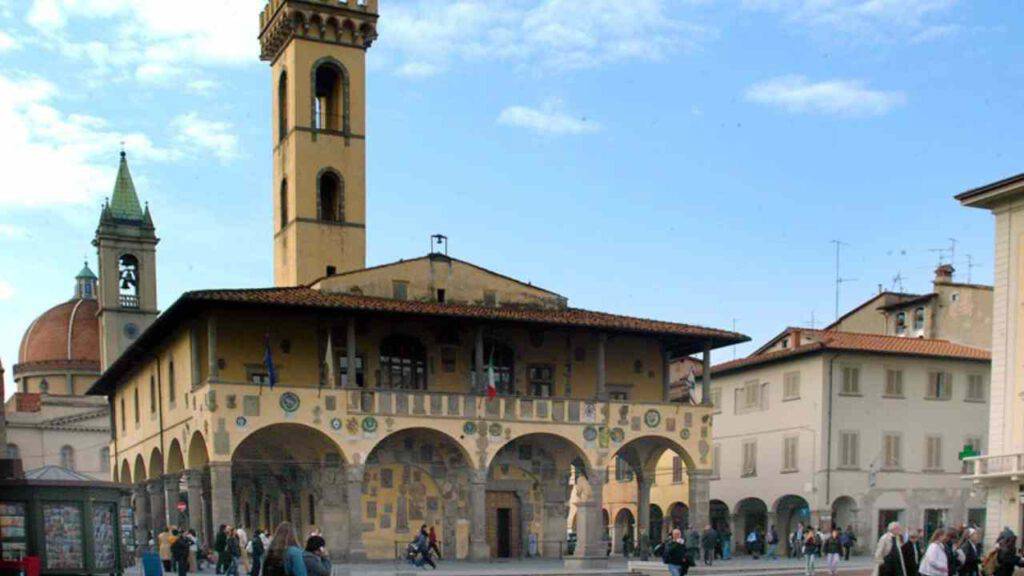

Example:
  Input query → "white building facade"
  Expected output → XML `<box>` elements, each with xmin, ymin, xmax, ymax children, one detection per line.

<box><xmin>710</xmin><ymin>328</ymin><xmax>989</xmax><ymax>553</ymax></box>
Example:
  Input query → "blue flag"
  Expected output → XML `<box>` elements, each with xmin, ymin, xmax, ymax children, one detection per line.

<box><xmin>264</xmin><ymin>334</ymin><xmax>278</xmax><ymax>389</ymax></box>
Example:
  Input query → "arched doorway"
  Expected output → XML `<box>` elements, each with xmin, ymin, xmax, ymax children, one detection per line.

<box><xmin>773</xmin><ymin>495</ymin><xmax>811</xmax><ymax>555</ymax></box>
<box><xmin>668</xmin><ymin>502</ymin><xmax>689</xmax><ymax>532</ymax></box>
<box><xmin>832</xmin><ymin>496</ymin><xmax>859</xmax><ymax>552</ymax></box>
<box><xmin>362</xmin><ymin>428</ymin><xmax>471</xmax><ymax>560</ymax></box>
<box><xmin>734</xmin><ymin>498</ymin><xmax>768</xmax><ymax>555</ymax></box>
<box><xmin>232</xmin><ymin>424</ymin><xmax>347</xmax><ymax>556</ymax></box>
<box><xmin>613</xmin><ymin>508</ymin><xmax>636</xmax><ymax>556</ymax></box>
<box><xmin>649</xmin><ymin>504</ymin><xmax>664</xmax><ymax>544</ymax></box>
<box><xmin>710</xmin><ymin>500</ymin><xmax>729</xmax><ymax>531</ymax></box>
<box><xmin>490</xmin><ymin>433</ymin><xmax>590</xmax><ymax>559</ymax></box>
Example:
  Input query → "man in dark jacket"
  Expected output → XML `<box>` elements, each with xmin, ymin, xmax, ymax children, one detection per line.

<box><xmin>686</xmin><ymin>528</ymin><xmax>700</xmax><ymax>566</ymax></box>
<box><xmin>959</xmin><ymin>530</ymin><xmax>982</xmax><ymax>576</ymax></box>
<box><xmin>663</xmin><ymin>529</ymin><xmax>690</xmax><ymax>576</ymax></box>
<box><xmin>701</xmin><ymin>525</ymin><xmax>719</xmax><ymax>566</ymax></box>
<box><xmin>215</xmin><ymin>524</ymin><xmax>229</xmax><ymax>574</ymax></box>
<box><xmin>171</xmin><ymin>530</ymin><xmax>191</xmax><ymax>576</ymax></box>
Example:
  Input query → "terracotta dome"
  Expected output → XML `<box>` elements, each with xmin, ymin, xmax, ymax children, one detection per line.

<box><xmin>18</xmin><ymin>297</ymin><xmax>101</xmax><ymax>368</ymax></box>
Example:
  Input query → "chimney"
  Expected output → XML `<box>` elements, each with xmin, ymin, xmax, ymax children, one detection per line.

<box><xmin>934</xmin><ymin>264</ymin><xmax>955</xmax><ymax>284</ymax></box>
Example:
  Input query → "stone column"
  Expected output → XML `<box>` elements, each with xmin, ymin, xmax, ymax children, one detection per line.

<box><xmin>637</xmin><ymin>476</ymin><xmax>653</xmax><ymax>560</ymax></box>
<box><xmin>148</xmin><ymin>479</ymin><xmax>167</xmax><ymax>532</ymax></box>
<box><xmin>345</xmin><ymin>465</ymin><xmax>367</xmax><ymax>560</ymax></box>
<box><xmin>208</xmin><ymin>315</ymin><xmax>219</xmax><ymax>382</ymax></box>
<box><xmin>185</xmin><ymin>470</ymin><xmax>206</xmax><ymax>544</ymax></box>
<box><xmin>701</xmin><ymin>343</ymin><xmax>712</xmax><ymax>404</ymax></box>
<box><xmin>208</xmin><ymin>462</ymin><xmax>233</xmax><ymax>537</ymax></box>
<box><xmin>568</xmin><ymin>473</ymin><xmax>607</xmax><ymax>569</ymax></box>
<box><xmin>596</xmin><ymin>334</ymin><xmax>607</xmax><ymax>401</ymax></box>
<box><xmin>687</xmin><ymin>470</ymin><xmax>710</xmax><ymax>532</ymax></box>
<box><xmin>164</xmin><ymin>473</ymin><xmax>181</xmax><ymax>528</ymax></box>
<box><xmin>133</xmin><ymin>483</ymin><xmax>151</xmax><ymax>546</ymax></box>
<box><xmin>346</xmin><ymin>317</ymin><xmax>357</xmax><ymax>388</ymax></box>
<box><xmin>469</xmin><ymin>467</ymin><xmax>490</xmax><ymax>560</ymax></box>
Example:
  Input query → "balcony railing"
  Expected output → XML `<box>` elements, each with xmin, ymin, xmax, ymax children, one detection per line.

<box><xmin>120</xmin><ymin>294</ymin><xmax>140</xmax><ymax>309</ymax></box>
<box><xmin>346</xmin><ymin>389</ymin><xmax>609</xmax><ymax>425</ymax></box>
<box><xmin>964</xmin><ymin>453</ymin><xmax>1024</xmax><ymax>480</ymax></box>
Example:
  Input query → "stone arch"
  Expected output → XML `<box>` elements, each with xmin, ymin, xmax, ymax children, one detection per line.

<box><xmin>120</xmin><ymin>459</ymin><xmax>132</xmax><ymax>484</ymax></box>
<box><xmin>668</xmin><ymin>501</ymin><xmax>689</xmax><ymax>532</ymax></box>
<box><xmin>710</xmin><ymin>499</ymin><xmax>730</xmax><ymax>531</ymax></box>
<box><xmin>148</xmin><ymin>447</ymin><xmax>164</xmax><ymax>480</ymax></box>
<box><xmin>773</xmin><ymin>494</ymin><xmax>810</xmax><ymax>555</ymax></box>
<box><xmin>613</xmin><ymin>507</ymin><xmax>636</xmax><ymax>555</ymax></box>
<box><xmin>832</xmin><ymin>496</ymin><xmax>860</xmax><ymax>548</ymax></box>
<box><xmin>309</xmin><ymin>56</ymin><xmax>350</xmax><ymax>133</ymax></box>
<box><xmin>487</xmin><ymin>432</ymin><xmax>593</xmax><ymax>476</ymax></box>
<box><xmin>361</xmin><ymin>427</ymin><xmax>472</xmax><ymax>559</ymax></box>
<box><xmin>187</xmin><ymin>430</ymin><xmax>209</xmax><ymax>470</ymax></box>
<box><xmin>611</xmin><ymin>435</ymin><xmax>696</xmax><ymax>482</ymax></box>
<box><xmin>133</xmin><ymin>454</ymin><xmax>146</xmax><ymax>484</ymax></box>
<box><xmin>734</xmin><ymin>497</ymin><xmax>769</xmax><ymax>554</ymax></box>
<box><xmin>166</xmin><ymin>438</ymin><xmax>185</xmax><ymax>474</ymax></box>
<box><xmin>277</xmin><ymin>70</ymin><xmax>288</xmax><ymax>143</ymax></box>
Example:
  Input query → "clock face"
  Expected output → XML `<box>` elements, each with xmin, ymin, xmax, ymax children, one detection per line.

<box><xmin>123</xmin><ymin>322</ymin><xmax>140</xmax><ymax>340</ymax></box>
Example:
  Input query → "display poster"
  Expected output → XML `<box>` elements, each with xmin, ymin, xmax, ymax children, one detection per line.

<box><xmin>0</xmin><ymin>502</ymin><xmax>27</xmax><ymax>561</ymax></box>
<box><xmin>93</xmin><ymin>503</ymin><xmax>116</xmax><ymax>570</ymax></box>
<box><xmin>119</xmin><ymin>505</ymin><xmax>135</xmax><ymax>550</ymax></box>
<box><xmin>43</xmin><ymin>503</ymin><xmax>84</xmax><ymax>570</ymax></box>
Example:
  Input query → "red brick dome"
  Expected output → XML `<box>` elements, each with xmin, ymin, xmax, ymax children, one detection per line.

<box><xmin>18</xmin><ymin>298</ymin><xmax>101</xmax><ymax>368</ymax></box>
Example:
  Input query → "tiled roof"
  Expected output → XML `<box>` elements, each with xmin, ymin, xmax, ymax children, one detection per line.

<box><xmin>713</xmin><ymin>329</ymin><xmax>990</xmax><ymax>375</ymax></box>
<box><xmin>189</xmin><ymin>287</ymin><xmax>746</xmax><ymax>340</ymax></box>
<box><xmin>89</xmin><ymin>287</ymin><xmax>748</xmax><ymax>395</ymax></box>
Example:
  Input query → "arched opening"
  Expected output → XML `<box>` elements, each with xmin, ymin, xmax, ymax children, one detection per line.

<box><xmin>279</xmin><ymin>179</ymin><xmax>288</xmax><ymax>230</ymax></box>
<box><xmin>120</xmin><ymin>459</ymin><xmax>132</xmax><ymax>484</ymax></box>
<box><xmin>379</xmin><ymin>334</ymin><xmax>427</xmax><ymax>390</ymax></box>
<box><xmin>278</xmin><ymin>70</ymin><xmax>288</xmax><ymax>141</ymax></box>
<box><xmin>148</xmin><ymin>447</ymin><xmax>164</xmax><ymax>480</ymax></box>
<box><xmin>613</xmin><ymin>508</ymin><xmax>636</xmax><ymax>556</ymax></box>
<box><xmin>668</xmin><ymin>502</ymin><xmax>689</xmax><ymax>533</ymax></box>
<box><xmin>317</xmin><ymin>170</ymin><xmax>343</xmax><ymax>222</ymax></box>
<box><xmin>133</xmin><ymin>454</ymin><xmax>147</xmax><ymax>484</ymax></box>
<box><xmin>60</xmin><ymin>445</ymin><xmax>75</xmax><ymax>470</ymax></box>
<box><xmin>118</xmin><ymin>254</ymin><xmax>140</xmax><ymax>308</ymax></box>
<box><xmin>710</xmin><ymin>499</ymin><xmax>730</xmax><ymax>531</ymax></box>
<box><xmin>232</xmin><ymin>424</ymin><xmax>347</xmax><ymax>554</ymax></box>
<box><xmin>187</xmin><ymin>431</ymin><xmax>210</xmax><ymax>470</ymax></box>
<box><xmin>832</xmin><ymin>496</ymin><xmax>859</xmax><ymax>553</ymax></box>
<box><xmin>471</xmin><ymin>339</ymin><xmax>516</xmax><ymax>395</ymax></box>
<box><xmin>312</xmin><ymin>60</ymin><xmax>348</xmax><ymax>132</ymax></box>
<box><xmin>734</xmin><ymin>497</ymin><xmax>768</xmax><ymax>556</ymax></box>
<box><xmin>490</xmin><ymin>432</ymin><xmax>591</xmax><ymax>560</ymax></box>
<box><xmin>649</xmin><ymin>504</ymin><xmax>664</xmax><ymax>545</ymax></box>
<box><xmin>773</xmin><ymin>494</ymin><xmax>810</xmax><ymax>556</ymax></box>
<box><xmin>166</xmin><ymin>439</ymin><xmax>185</xmax><ymax>474</ymax></box>
<box><xmin>361</xmin><ymin>428</ymin><xmax>471</xmax><ymax>560</ymax></box>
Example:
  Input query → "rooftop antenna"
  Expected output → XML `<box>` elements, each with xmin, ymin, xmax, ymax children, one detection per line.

<box><xmin>430</xmin><ymin>234</ymin><xmax>448</xmax><ymax>256</ymax></box>
<box><xmin>831</xmin><ymin>240</ymin><xmax>855</xmax><ymax>321</ymax></box>
<box><xmin>891</xmin><ymin>272</ymin><xmax>905</xmax><ymax>293</ymax></box>
<box><xmin>928</xmin><ymin>247</ymin><xmax>950</xmax><ymax>266</ymax></box>
<box><xmin>948</xmin><ymin>238</ymin><xmax>958</xmax><ymax>271</ymax></box>
<box><xmin>805</xmin><ymin>311</ymin><xmax>817</xmax><ymax>329</ymax></box>
<box><xmin>966</xmin><ymin>254</ymin><xmax>979</xmax><ymax>284</ymax></box>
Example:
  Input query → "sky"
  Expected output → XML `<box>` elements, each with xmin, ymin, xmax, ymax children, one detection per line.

<box><xmin>1</xmin><ymin>0</ymin><xmax>1022</xmax><ymax>398</ymax></box>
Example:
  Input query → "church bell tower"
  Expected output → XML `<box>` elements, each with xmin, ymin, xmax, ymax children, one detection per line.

<box><xmin>259</xmin><ymin>0</ymin><xmax>378</xmax><ymax>287</ymax></box>
<box><xmin>94</xmin><ymin>151</ymin><xmax>159</xmax><ymax>370</ymax></box>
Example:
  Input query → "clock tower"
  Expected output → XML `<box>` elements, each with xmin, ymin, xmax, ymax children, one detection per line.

<box><xmin>94</xmin><ymin>150</ymin><xmax>160</xmax><ymax>370</ymax></box>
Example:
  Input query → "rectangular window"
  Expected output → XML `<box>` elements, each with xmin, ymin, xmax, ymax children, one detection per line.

<box><xmin>712</xmin><ymin>444</ymin><xmax>721</xmax><ymax>478</ymax></box>
<box><xmin>745</xmin><ymin>381</ymin><xmax>759</xmax><ymax>408</ymax></box>
<box><xmin>840</xmin><ymin>366</ymin><xmax>861</xmax><ymax>395</ymax></box>
<box><xmin>672</xmin><ymin>456</ymin><xmax>683</xmax><ymax>484</ymax></box>
<box><xmin>927</xmin><ymin>371</ymin><xmax>952</xmax><ymax>400</ymax></box>
<box><xmin>167</xmin><ymin>359</ymin><xmax>176</xmax><ymax>407</ymax></box>
<box><xmin>120</xmin><ymin>397</ymin><xmax>126</xmax><ymax>432</ymax></box>
<box><xmin>133</xmin><ymin>387</ymin><xmax>140</xmax><ymax>424</ymax></box>
<box><xmin>962</xmin><ymin>436</ymin><xmax>982</xmax><ymax>474</ymax></box>
<box><xmin>528</xmin><ymin>365</ymin><xmax>554</xmax><ymax>398</ymax></box>
<box><xmin>925</xmin><ymin>435</ymin><xmax>943</xmax><ymax>471</ymax></box>
<box><xmin>896</xmin><ymin>312</ymin><xmax>907</xmax><ymax>335</ymax></box>
<box><xmin>614</xmin><ymin>456</ymin><xmax>633</xmax><ymax>482</ymax></box>
<box><xmin>839</xmin><ymin>431</ymin><xmax>860</xmax><ymax>468</ymax></box>
<box><xmin>885</xmin><ymin>369</ymin><xmax>904</xmax><ymax>397</ymax></box>
<box><xmin>149</xmin><ymin>375</ymin><xmax>156</xmax><ymax>413</ymax></box>
<box><xmin>339</xmin><ymin>354</ymin><xmax>365</xmax><ymax>387</ymax></box>
<box><xmin>392</xmin><ymin>280</ymin><xmax>408</xmax><ymax>300</ymax></box>
<box><xmin>783</xmin><ymin>371</ymin><xmax>801</xmax><ymax>401</ymax></box>
<box><xmin>782</xmin><ymin>436</ymin><xmax>799</xmax><ymax>473</ymax></box>
<box><xmin>913</xmin><ymin>307</ymin><xmax>926</xmax><ymax>331</ymax></box>
<box><xmin>883</xmin><ymin>433</ymin><xmax>902</xmax><ymax>469</ymax></box>
<box><xmin>742</xmin><ymin>439</ymin><xmax>757</xmax><ymax>477</ymax></box>
<box><xmin>966</xmin><ymin>374</ymin><xmax>985</xmax><ymax>402</ymax></box>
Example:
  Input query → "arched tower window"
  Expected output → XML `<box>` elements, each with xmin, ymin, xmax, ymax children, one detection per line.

<box><xmin>118</xmin><ymin>254</ymin><xmax>140</xmax><ymax>308</ymax></box>
<box><xmin>60</xmin><ymin>445</ymin><xmax>76</xmax><ymax>470</ymax></box>
<box><xmin>279</xmin><ymin>179</ymin><xmax>289</xmax><ymax>230</ymax></box>
<box><xmin>318</xmin><ymin>171</ymin><xmax>343</xmax><ymax>222</ymax></box>
<box><xmin>379</xmin><ymin>335</ymin><xmax>426</xmax><ymax>390</ymax></box>
<box><xmin>278</xmin><ymin>70</ymin><xmax>288</xmax><ymax>142</ymax></box>
<box><xmin>311</xmin><ymin>60</ymin><xmax>349</xmax><ymax>132</ymax></box>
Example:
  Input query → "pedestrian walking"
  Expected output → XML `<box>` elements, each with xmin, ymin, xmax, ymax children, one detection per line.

<box><xmin>413</xmin><ymin>525</ymin><xmax>436</xmax><ymax>569</ymax></box>
<box><xmin>841</xmin><ymin>526</ymin><xmax>857</xmax><ymax>561</ymax></box>
<box><xmin>701</xmin><ymin>525</ymin><xmax>718</xmax><ymax>566</ymax></box>
<box><xmin>249</xmin><ymin>529</ymin><xmax>265</xmax><ymax>576</ymax></box>
<box><xmin>721</xmin><ymin>525</ymin><xmax>732</xmax><ymax>560</ymax></box>
<box><xmin>803</xmin><ymin>528</ymin><xmax>821</xmax><ymax>576</ymax></box>
<box><xmin>747</xmin><ymin>530</ymin><xmax>760</xmax><ymax>559</ymax></box>
<box><xmin>262</xmin><ymin>522</ymin><xmax>306</xmax><ymax>576</ymax></box>
<box><xmin>920</xmin><ymin>529</ymin><xmax>951</xmax><ymax>576</ymax></box>
<box><xmin>902</xmin><ymin>530</ymin><xmax>922</xmax><ymax>576</ymax></box>
<box><xmin>872</xmin><ymin>522</ymin><xmax>909</xmax><ymax>576</ymax></box>
<box><xmin>215</xmin><ymin>524</ymin><xmax>230</xmax><ymax>574</ymax></box>
<box><xmin>824</xmin><ymin>528</ymin><xmax>843</xmax><ymax>576</ymax></box>
<box><xmin>662</xmin><ymin>528</ymin><xmax>691</xmax><ymax>576</ymax></box>
<box><xmin>171</xmin><ymin>529</ymin><xmax>190</xmax><ymax>576</ymax></box>
<box><xmin>959</xmin><ymin>530</ymin><xmax>981</xmax><ymax>576</ymax></box>
<box><xmin>158</xmin><ymin>526</ymin><xmax>174</xmax><ymax>572</ymax></box>
<box><xmin>301</xmin><ymin>536</ymin><xmax>331</xmax><ymax>576</ymax></box>
<box><xmin>993</xmin><ymin>533</ymin><xmax>1024</xmax><ymax>576</ymax></box>
<box><xmin>428</xmin><ymin>526</ymin><xmax>442</xmax><ymax>560</ymax></box>
<box><xmin>226</xmin><ymin>528</ymin><xmax>243</xmax><ymax>576</ymax></box>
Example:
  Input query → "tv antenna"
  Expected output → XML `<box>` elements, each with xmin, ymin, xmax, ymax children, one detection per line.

<box><xmin>831</xmin><ymin>240</ymin><xmax>855</xmax><ymax>321</ymax></box>
<box><xmin>948</xmin><ymin>238</ymin><xmax>958</xmax><ymax>269</ymax></box>
<box><xmin>965</xmin><ymin>254</ymin><xmax>979</xmax><ymax>284</ymax></box>
<box><xmin>891</xmin><ymin>272</ymin><xmax>905</xmax><ymax>293</ymax></box>
<box><xmin>805</xmin><ymin>310</ymin><xmax>817</xmax><ymax>329</ymax></box>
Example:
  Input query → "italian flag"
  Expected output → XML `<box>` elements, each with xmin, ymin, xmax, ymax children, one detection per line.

<box><xmin>486</xmin><ymin>348</ymin><xmax>497</xmax><ymax>400</ymax></box>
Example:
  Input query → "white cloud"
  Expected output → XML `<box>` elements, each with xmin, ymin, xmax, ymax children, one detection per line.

<box><xmin>497</xmin><ymin>101</ymin><xmax>601</xmax><ymax>136</ymax></box>
<box><xmin>185</xmin><ymin>79</ymin><xmax>219</xmax><ymax>95</ymax></box>
<box><xmin>381</xmin><ymin>0</ymin><xmax>711</xmax><ymax>77</ymax></box>
<box><xmin>742</xmin><ymin>0</ymin><xmax>959</xmax><ymax>41</ymax></box>
<box><xmin>0</xmin><ymin>71</ymin><xmax>175</xmax><ymax>208</ymax></box>
<box><xmin>172</xmin><ymin>112</ymin><xmax>240</xmax><ymax>163</ymax></box>
<box><xmin>0</xmin><ymin>224</ymin><xmax>27</xmax><ymax>238</ymax></box>
<box><xmin>745</xmin><ymin>75</ymin><xmax>906</xmax><ymax>117</ymax></box>
<box><xmin>0</xmin><ymin>30</ymin><xmax>17</xmax><ymax>52</ymax></box>
<box><xmin>0</xmin><ymin>280</ymin><xmax>14</xmax><ymax>300</ymax></box>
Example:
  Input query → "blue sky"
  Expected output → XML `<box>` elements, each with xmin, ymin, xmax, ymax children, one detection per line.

<box><xmin>1</xmin><ymin>0</ymin><xmax>1022</xmax><ymax>397</ymax></box>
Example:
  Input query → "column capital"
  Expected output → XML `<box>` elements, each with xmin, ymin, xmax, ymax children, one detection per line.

<box><xmin>345</xmin><ymin>464</ymin><xmax>365</xmax><ymax>484</ymax></box>
<box><xmin>470</xmin><ymin>467</ymin><xmax>488</xmax><ymax>485</ymax></box>
<box><xmin>183</xmin><ymin>469</ymin><xmax>204</xmax><ymax>486</ymax></box>
<box><xmin>146</xmin><ymin>479</ymin><xmax>163</xmax><ymax>494</ymax></box>
<box><xmin>687</xmin><ymin>468</ymin><xmax>713</xmax><ymax>479</ymax></box>
<box><xmin>163</xmin><ymin>473</ymin><xmax>181</xmax><ymax>489</ymax></box>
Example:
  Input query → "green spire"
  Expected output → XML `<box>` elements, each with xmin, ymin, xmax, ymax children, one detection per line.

<box><xmin>76</xmin><ymin>261</ymin><xmax>97</xmax><ymax>280</ymax></box>
<box><xmin>108</xmin><ymin>150</ymin><xmax>144</xmax><ymax>221</ymax></box>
